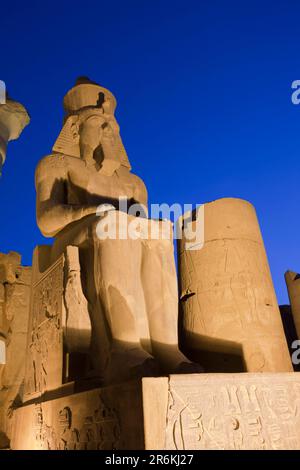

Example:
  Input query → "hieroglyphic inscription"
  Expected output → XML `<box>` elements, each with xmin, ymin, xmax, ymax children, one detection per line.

<box><xmin>32</xmin><ymin>394</ymin><xmax>120</xmax><ymax>450</ymax></box>
<box><xmin>165</xmin><ymin>373</ymin><xmax>300</xmax><ymax>450</ymax></box>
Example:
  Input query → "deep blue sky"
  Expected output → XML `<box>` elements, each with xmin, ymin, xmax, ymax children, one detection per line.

<box><xmin>0</xmin><ymin>0</ymin><xmax>299</xmax><ymax>304</ymax></box>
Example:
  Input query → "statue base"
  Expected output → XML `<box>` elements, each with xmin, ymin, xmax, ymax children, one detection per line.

<box><xmin>10</xmin><ymin>372</ymin><xmax>300</xmax><ymax>450</ymax></box>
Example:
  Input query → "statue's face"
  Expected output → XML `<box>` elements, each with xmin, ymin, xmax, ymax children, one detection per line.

<box><xmin>79</xmin><ymin>113</ymin><xmax>105</xmax><ymax>151</ymax></box>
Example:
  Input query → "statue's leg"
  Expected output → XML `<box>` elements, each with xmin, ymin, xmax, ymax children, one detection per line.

<box><xmin>52</xmin><ymin>214</ymin><xmax>160</xmax><ymax>383</ymax></box>
<box><xmin>84</xmin><ymin>215</ymin><xmax>160</xmax><ymax>383</ymax></box>
<box><xmin>141</xmin><ymin>221</ymin><xmax>203</xmax><ymax>373</ymax></box>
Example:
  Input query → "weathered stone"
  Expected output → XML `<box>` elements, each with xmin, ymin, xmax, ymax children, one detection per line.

<box><xmin>33</xmin><ymin>77</ymin><xmax>198</xmax><ymax>387</ymax></box>
<box><xmin>163</xmin><ymin>373</ymin><xmax>300</xmax><ymax>450</ymax></box>
<box><xmin>10</xmin><ymin>373</ymin><xmax>300</xmax><ymax>450</ymax></box>
<box><xmin>0</xmin><ymin>251</ymin><xmax>21</xmax><ymax>284</ymax></box>
<box><xmin>11</xmin><ymin>380</ymin><xmax>144</xmax><ymax>450</ymax></box>
<box><xmin>178</xmin><ymin>198</ymin><xmax>292</xmax><ymax>372</ymax></box>
<box><xmin>0</xmin><ymin>253</ymin><xmax>31</xmax><ymax>448</ymax></box>
<box><xmin>0</xmin><ymin>99</ymin><xmax>30</xmax><ymax>174</ymax></box>
<box><xmin>4</xmin><ymin>78</ymin><xmax>298</xmax><ymax>451</ymax></box>
<box><xmin>285</xmin><ymin>271</ymin><xmax>300</xmax><ymax>341</ymax></box>
<box><xmin>280</xmin><ymin>304</ymin><xmax>300</xmax><ymax>371</ymax></box>
<box><xmin>23</xmin><ymin>246</ymin><xmax>93</xmax><ymax>400</ymax></box>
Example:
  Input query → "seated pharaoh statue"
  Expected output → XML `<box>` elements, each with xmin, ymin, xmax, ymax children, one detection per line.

<box><xmin>35</xmin><ymin>77</ymin><xmax>201</xmax><ymax>385</ymax></box>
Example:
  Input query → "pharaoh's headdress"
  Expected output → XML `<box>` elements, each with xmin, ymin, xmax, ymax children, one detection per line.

<box><xmin>52</xmin><ymin>77</ymin><xmax>131</xmax><ymax>169</ymax></box>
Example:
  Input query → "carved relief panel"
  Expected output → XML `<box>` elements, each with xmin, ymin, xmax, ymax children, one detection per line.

<box><xmin>165</xmin><ymin>374</ymin><xmax>300</xmax><ymax>450</ymax></box>
<box><xmin>24</xmin><ymin>255</ymin><xmax>64</xmax><ymax>398</ymax></box>
<box><xmin>23</xmin><ymin>245</ymin><xmax>92</xmax><ymax>400</ymax></box>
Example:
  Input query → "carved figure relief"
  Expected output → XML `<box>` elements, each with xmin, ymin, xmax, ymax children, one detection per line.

<box><xmin>25</xmin><ymin>258</ymin><xmax>64</xmax><ymax>396</ymax></box>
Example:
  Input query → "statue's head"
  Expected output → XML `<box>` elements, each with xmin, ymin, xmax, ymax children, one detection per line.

<box><xmin>68</xmin><ymin>107</ymin><xmax>117</xmax><ymax>157</ymax></box>
<box><xmin>52</xmin><ymin>77</ymin><xmax>131</xmax><ymax>171</ymax></box>
<box><xmin>63</xmin><ymin>76</ymin><xmax>117</xmax><ymax>117</ymax></box>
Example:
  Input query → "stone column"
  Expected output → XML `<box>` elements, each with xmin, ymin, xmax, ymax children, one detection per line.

<box><xmin>285</xmin><ymin>271</ymin><xmax>300</xmax><ymax>340</ymax></box>
<box><xmin>0</xmin><ymin>98</ymin><xmax>30</xmax><ymax>175</ymax></box>
<box><xmin>178</xmin><ymin>197</ymin><xmax>292</xmax><ymax>372</ymax></box>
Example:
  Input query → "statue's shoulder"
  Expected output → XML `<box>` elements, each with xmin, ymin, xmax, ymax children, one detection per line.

<box><xmin>116</xmin><ymin>167</ymin><xmax>146</xmax><ymax>189</ymax></box>
<box><xmin>128</xmin><ymin>172</ymin><xmax>148</xmax><ymax>205</ymax></box>
<box><xmin>35</xmin><ymin>153</ymin><xmax>72</xmax><ymax>181</ymax></box>
<box><xmin>130</xmin><ymin>172</ymin><xmax>147</xmax><ymax>192</ymax></box>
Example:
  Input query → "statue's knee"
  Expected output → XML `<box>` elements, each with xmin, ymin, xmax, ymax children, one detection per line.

<box><xmin>88</xmin><ymin>215</ymin><xmax>108</xmax><ymax>243</ymax></box>
<box><xmin>92</xmin><ymin>211</ymin><xmax>127</xmax><ymax>243</ymax></box>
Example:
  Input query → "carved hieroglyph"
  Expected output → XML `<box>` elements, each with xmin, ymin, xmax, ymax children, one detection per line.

<box><xmin>178</xmin><ymin>198</ymin><xmax>292</xmax><ymax>372</ymax></box>
<box><xmin>11</xmin><ymin>373</ymin><xmax>300</xmax><ymax>450</ymax></box>
<box><xmin>0</xmin><ymin>98</ymin><xmax>30</xmax><ymax>174</ymax></box>
<box><xmin>0</xmin><ymin>253</ymin><xmax>31</xmax><ymax>448</ymax></box>
<box><xmin>27</xmin><ymin>395</ymin><xmax>121</xmax><ymax>451</ymax></box>
<box><xmin>164</xmin><ymin>374</ymin><xmax>300</xmax><ymax>450</ymax></box>
<box><xmin>285</xmin><ymin>271</ymin><xmax>300</xmax><ymax>340</ymax></box>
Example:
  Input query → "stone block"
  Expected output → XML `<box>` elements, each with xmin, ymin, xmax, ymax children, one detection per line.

<box><xmin>11</xmin><ymin>372</ymin><xmax>300</xmax><ymax>450</ymax></box>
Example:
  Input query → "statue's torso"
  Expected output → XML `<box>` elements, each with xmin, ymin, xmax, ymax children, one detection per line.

<box><xmin>37</xmin><ymin>154</ymin><xmax>146</xmax><ymax>208</ymax></box>
<box><xmin>67</xmin><ymin>156</ymin><xmax>139</xmax><ymax>205</ymax></box>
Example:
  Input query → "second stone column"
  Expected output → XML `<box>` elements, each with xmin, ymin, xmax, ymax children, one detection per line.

<box><xmin>178</xmin><ymin>197</ymin><xmax>292</xmax><ymax>372</ymax></box>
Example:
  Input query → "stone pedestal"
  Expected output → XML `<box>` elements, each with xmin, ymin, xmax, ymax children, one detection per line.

<box><xmin>178</xmin><ymin>198</ymin><xmax>292</xmax><ymax>373</ymax></box>
<box><xmin>285</xmin><ymin>271</ymin><xmax>300</xmax><ymax>340</ymax></box>
<box><xmin>11</xmin><ymin>380</ymin><xmax>144</xmax><ymax>450</ymax></box>
<box><xmin>10</xmin><ymin>372</ymin><xmax>300</xmax><ymax>450</ymax></box>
